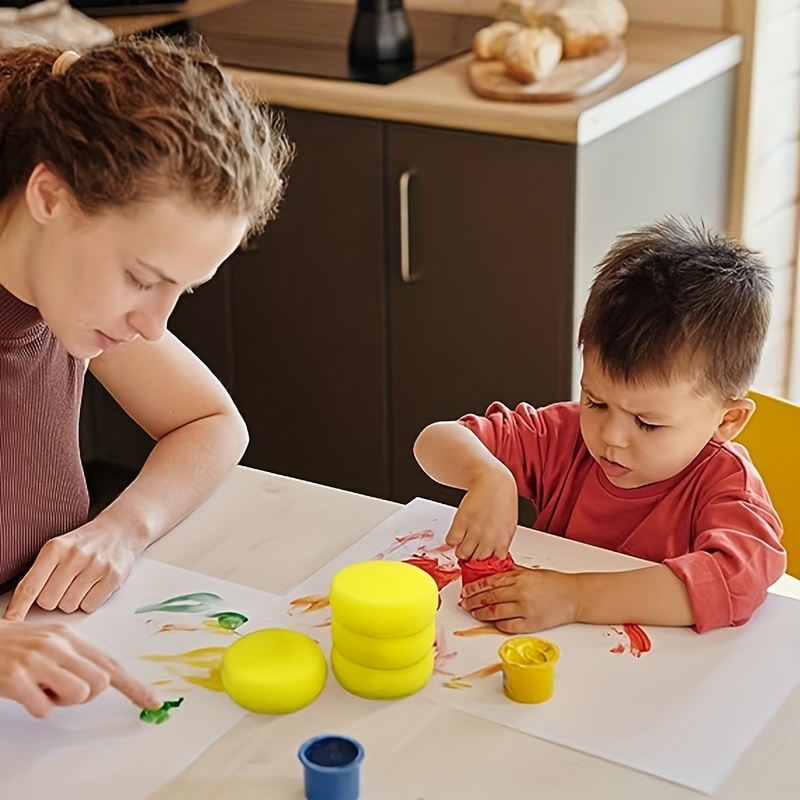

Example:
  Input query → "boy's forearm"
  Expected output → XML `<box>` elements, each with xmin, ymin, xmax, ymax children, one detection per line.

<box><xmin>413</xmin><ymin>421</ymin><xmax>512</xmax><ymax>490</ymax></box>
<box><xmin>572</xmin><ymin>565</ymin><xmax>695</xmax><ymax>627</ymax></box>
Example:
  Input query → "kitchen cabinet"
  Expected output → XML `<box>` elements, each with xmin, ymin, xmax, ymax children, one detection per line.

<box><xmin>233</xmin><ymin>110</ymin><xmax>575</xmax><ymax>504</ymax></box>
<box><xmin>81</xmin><ymin>69</ymin><xmax>735</xmax><ymax>506</ymax></box>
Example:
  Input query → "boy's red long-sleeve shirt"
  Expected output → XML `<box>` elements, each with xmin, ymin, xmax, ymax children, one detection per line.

<box><xmin>461</xmin><ymin>401</ymin><xmax>786</xmax><ymax>632</ymax></box>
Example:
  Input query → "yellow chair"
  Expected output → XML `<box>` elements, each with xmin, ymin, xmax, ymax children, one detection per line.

<box><xmin>734</xmin><ymin>391</ymin><xmax>800</xmax><ymax>578</ymax></box>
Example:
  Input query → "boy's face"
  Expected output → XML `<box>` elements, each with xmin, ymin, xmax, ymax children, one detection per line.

<box><xmin>579</xmin><ymin>350</ymin><xmax>734</xmax><ymax>489</ymax></box>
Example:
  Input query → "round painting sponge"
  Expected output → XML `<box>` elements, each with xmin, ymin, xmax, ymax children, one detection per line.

<box><xmin>331</xmin><ymin>645</ymin><xmax>434</xmax><ymax>699</ymax></box>
<box><xmin>331</xmin><ymin>619</ymin><xmax>436</xmax><ymax>670</ymax></box>
<box><xmin>329</xmin><ymin>561</ymin><xmax>438</xmax><ymax>639</ymax></box>
<box><xmin>221</xmin><ymin>628</ymin><xmax>327</xmax><ymax>714</ymax></box>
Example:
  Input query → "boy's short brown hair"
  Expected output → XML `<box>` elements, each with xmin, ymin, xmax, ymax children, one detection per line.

<box><xmin>578</xmin><ymin>218</ymin><xmax>772</xmax><ymax>400</ymax></box>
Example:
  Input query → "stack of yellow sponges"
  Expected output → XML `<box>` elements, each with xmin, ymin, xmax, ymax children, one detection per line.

<box><xmin>329</xmin><ymin>561</ymin><xmax>439</xmax><ymax>699</ymax></box>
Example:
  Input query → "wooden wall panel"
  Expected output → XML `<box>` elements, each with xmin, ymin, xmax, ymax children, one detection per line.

<box><xmin>751</xmin><ymin>76</ymin><xmax>800</xmax><ymax>158</ymax></box>
<box><xmin>751</xmin><ymin>142</ymin><xmax>800</xmax><ymax>224</ymax></box>
<box><xmin>748</xmin><ymin>203</ymin><xmax>800</xmax><ymax>270</ymax></box>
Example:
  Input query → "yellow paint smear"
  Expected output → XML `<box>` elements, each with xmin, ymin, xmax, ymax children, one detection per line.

<box><xmin>444</xmin><ymin>662</ymin><xmax>503</xmax><ymax>689</ymax></box>
<box><xmin>453</xmin><ymin>625</ymin><xmax>504</xmax><ymax>637</ymax></box>
<box><xmin>141</xmin><ymin>647</ymin><xmax>227</xmax><ymax>693</ymax></box>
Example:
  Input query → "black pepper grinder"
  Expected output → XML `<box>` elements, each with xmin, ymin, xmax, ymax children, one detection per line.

<box><xmin>348</xmin><ymin>0</ymin><xmax>415</xmax><ymax>64</ymax></box>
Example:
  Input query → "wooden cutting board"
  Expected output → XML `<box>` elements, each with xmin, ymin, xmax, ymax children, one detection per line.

<box><xmin>468</xmin><ymin>40</ymin><xmax>626</xmax><ymax>102</ymax></box>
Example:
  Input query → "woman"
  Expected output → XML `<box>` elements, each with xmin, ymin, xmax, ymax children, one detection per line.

<box><xmin>0</xmin><ymin>40</ymin><xmax>290</xmax><ymax>717</ymax></box>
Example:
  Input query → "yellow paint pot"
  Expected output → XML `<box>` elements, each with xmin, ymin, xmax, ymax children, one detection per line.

<box><xmin>331</xmin><ymin>619</ymin><xmax>436</xmax><ymax>670</ymax></box>
<box><xmin>331</xmin><ymin>645</ymin><xmax>434</xmax><ymax>699</ymax></box>
<box><xmin>329</xmin><ymin>561</ymin><xmax>438</xmax><ymax>639</ymax></box>
<box><xmin>498</xmin><ymin>637</ymin><xmax>560</xmax><ymax>704</ymax></box>
<box><xmin>221</xmin><ymin>628</ymin><xmax>327</xmax><ymax>714</ymax></box>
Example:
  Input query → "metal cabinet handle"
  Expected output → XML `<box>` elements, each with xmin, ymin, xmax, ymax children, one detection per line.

<box><xmin>399</xmin><ymin>169</ymin><xmax>418</xmax><ymax>284</ymax></box>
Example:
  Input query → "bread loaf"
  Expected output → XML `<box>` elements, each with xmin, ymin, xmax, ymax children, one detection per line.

<box><xmin>497</xmin><ymin>0</ymin><xmax>628</xmax><ymax>59</ymax></box>
<box><xmin>473</xmin><ymin>20</ymin><xmax>524</xmax><ymax>60</ymax></box>
<box><xmin>501</xmin><ymin>26</ymin><xmax>563</xmax><ymax>84</ymax></box>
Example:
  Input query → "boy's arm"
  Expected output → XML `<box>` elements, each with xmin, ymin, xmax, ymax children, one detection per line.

<box><xmin>573</xmin><ymin>565</ymin><xmax>695</xmax><ymax>626</ymax></box>
<box><xmin>462</xmin><ymin>564</ymin><xmax>695</xmax><ymax>632</ymax></box>
<box><xmin>414</xmin><ymin>421</ymin><xmax>510</xmax><ymax>490</ymax></box>
<box><xmin>414</xmin><ymin>422</ymin><xmax>519</xmax><ymax>559</ymax></box>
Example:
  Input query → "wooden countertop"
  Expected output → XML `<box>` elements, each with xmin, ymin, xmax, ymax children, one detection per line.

<box><xmin>105</xmin><ymin>0</ymin><xmax>742</xmax><ymax>145</ymax></box>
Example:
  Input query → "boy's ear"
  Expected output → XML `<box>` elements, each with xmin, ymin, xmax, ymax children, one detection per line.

<box><xmin>712</xmin><ymin>397</ymin><xmax>756</xmax><ymax>443</ymax></box>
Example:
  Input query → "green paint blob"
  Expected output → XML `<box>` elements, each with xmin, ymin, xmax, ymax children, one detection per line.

<box><xmin>139</xmin><ymin>697</ymin><xmax>185</xmax><ymax>725</ymax></box>
<box><xmin>135</xmin><ymin>593</ymin><xmax>223</xmax><ymax>615</ymax></box>
<box><xmin>205</xmin><ymin>611</ymin><xmax>248</xmax><ymax>630</ymax></box>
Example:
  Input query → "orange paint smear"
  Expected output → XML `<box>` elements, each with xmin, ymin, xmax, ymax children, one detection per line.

<box><xmin>453</xmin><ymin>625</ymin><xmax>505</xmax><ymax>637</ymax></box>
<box><xmin>289</xmin><ymin>594</ymin><xmax>330</xmax><ymax>614</ymax></box>
<box><xmin>403</xmin><ymin>553</ymin><xmax>461</xmax><ymax>591</ymax></box>
<box><xmin>444</xmin><ymin>662</ymin><xmax>503</xmax><ymax>689</ymax></box>
<box><xmin>155</xmin><ymin>624</ymin><xmax>199</xmax><ymax>634</ymax></box>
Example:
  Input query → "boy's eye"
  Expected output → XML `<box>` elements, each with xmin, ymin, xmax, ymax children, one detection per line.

<box><xmin>635</xmin><ymin>417</ymin><xmax>661</xmax><ymax>432</ymax></box>
<box><xmin>126</xmin><ymin>271</ymin><xmax>153</xmax><ymax>291</ymax></box>
<box><xmin>585</xmin><ymin>398</ymin><xmax>606</xmax><ymax>410</ymax></box>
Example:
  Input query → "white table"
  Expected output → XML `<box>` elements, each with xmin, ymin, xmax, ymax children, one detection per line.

<box><xmin>143</xmin><ymin>466</ymin><xmax>800</xmax><ymax>800</ymax></box>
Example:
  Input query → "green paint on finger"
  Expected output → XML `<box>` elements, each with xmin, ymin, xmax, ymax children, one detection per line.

<box><xmin>140</xmin><ymin>697</ymin><xmax>185</xmax><ymax>724</ymax></box>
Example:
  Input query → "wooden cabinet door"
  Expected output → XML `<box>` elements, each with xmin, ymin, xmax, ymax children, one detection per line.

<box><xmin>231</xmin><ymin>109</ymin><xmax>390</xmax><ymax>498</ymax></box>
<box><xmin>386</xmin><ymin>124</ymin><xmax>576</xmax><ymax>504</ymax></box>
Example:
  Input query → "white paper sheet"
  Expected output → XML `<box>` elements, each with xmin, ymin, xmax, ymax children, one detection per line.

<box><xmin>278</xmin><ymin>498</ymin><xmax>800</xmax><ymax>794</ymax></box>
<box><xmin>0</xmin><ymin>559</ymin><xmax>286</xmax><ymax>800</ymax></box>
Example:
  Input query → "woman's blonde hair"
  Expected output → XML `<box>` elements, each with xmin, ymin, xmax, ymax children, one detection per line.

<box><xmin>0</xmin><ymin>37</ymin><xmax>291</xmax><ymax>234</ymax></box>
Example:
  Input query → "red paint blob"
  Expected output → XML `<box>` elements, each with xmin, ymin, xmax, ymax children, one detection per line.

<box><xmin>458</xmin><ymin>555</ymin><xmax>516</xmax><ymax>586</ymax></box>
<box><xmin>403</xmin><ymin>553</ymin><xmax>462</xmax><ymax>591</ymax></box>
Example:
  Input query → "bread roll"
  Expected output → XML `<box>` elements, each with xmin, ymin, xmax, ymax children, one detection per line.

<box><xmin>497</xmin><ymin>0</ymin><xmax>628</xmax><ymax>59</ymax></box>
<box><xmin>473</xmin><ymin>21</ymin><xmax>524</xmax><ymax>61</ymax></box>
<box><xmin>501</xmin><ymin>26</ymin><xmax>563</xmax><ymax>84</ymax></box>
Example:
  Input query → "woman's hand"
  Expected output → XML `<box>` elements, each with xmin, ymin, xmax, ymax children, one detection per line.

<box><xmin>460</xmin><ymin>567</ymin><xmax>580</xmax><ymax>633</ymax></box>
<box><xmin>445</xmin><ymin>468</ymin><xmax>519</xmax><ymax>561</ymax></box>
<box><xmin>0</xmin><ymin>619</ymin><xmax>160</xmax><ymax>718</ymax></box>
<box><xmin>3</xmin><ymin>520</ymin><xmax>142</xmax><ymax>621</ymax></box>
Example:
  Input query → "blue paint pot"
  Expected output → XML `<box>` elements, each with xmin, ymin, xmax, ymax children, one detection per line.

<box><xmin>298</xmin><ymin>734</ymin><xmax>365</xmax><ymax>800</ymax></box>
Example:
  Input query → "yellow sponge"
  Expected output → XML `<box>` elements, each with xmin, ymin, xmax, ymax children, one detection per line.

<box><xmin>221</xmin><ymin>628</ymin><xmax>327</xmax><ymax>714</ymax></box>
<box><xmin>329</xmin><ymin>561</ymin><xmax>438</xmax><ymax>638</ymax></box>
<box><xmin>331</xmin><ymin>645</ymin><xmax>434</xmax><ymax>699</ymax></box>
<box><xmin>331</xmin><ymin>619</ymin><xmax>436</xmax><ymax>670</ymax></box>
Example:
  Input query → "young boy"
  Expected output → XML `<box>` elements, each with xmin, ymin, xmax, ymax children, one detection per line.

<box><xmin>414</xmin><ymin>219</ymin><xmax>785</xmax><ymax>634</ymax></box>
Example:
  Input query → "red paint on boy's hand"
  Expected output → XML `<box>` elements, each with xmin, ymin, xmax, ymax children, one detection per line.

<box><xmin>458</xmin><ymin>555</ymin><xmax>516</xmax><ymax>586</ymax></box>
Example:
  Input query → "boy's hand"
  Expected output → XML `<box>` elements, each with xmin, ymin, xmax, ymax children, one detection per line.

<box><xmin>445</xmin><ymin>468</ymin><xmax>519</xmax><ymax>560</ymax></box>
<box><xmin>460</xmin><ymin>567</ymin><xmax>580</xmax><ymax>634</ymax></box>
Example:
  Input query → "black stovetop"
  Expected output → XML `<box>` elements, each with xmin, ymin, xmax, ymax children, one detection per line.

<box><xmin>145</xmin><ymin>0</ymin><xmax>489</xmax><ymax>85</ymax></box>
